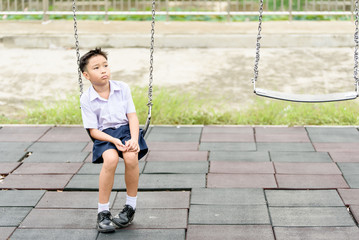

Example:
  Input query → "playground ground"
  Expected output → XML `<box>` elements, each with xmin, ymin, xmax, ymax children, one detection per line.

<box><xmin>0</xmin><ymin>125</ymin><xmax>359</xmax><ymax>239</ymax></box>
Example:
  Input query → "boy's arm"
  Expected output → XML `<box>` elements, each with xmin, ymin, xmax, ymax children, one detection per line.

<box><xmin>126</xmin><ymin>112</ymin><xmax>140</xmax><ymax>152</ymax></box>
<box><xmin>89</xmin><ymin>128</ymin><xmax>127</xmax><ymax>152</ymax></box>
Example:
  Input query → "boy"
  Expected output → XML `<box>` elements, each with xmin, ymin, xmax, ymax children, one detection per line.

<box><xmin>79</xmin><ymin>48</ymin><xmax>148</xmax><ymax>233</ymax></box>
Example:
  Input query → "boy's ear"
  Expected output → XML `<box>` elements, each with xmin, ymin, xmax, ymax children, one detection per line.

<box><xmin>82</xmin><ymin>71</ymin><xmax>90</xmax><ymax>80</ymax></box>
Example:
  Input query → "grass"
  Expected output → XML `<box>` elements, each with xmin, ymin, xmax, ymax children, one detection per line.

<box><xmin>1</xmin><ymin>86</ymin><xmax>359</xmax><ymax>126</ymax></box>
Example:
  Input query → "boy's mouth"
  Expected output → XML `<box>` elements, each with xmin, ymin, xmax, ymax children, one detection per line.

<box><xmin>101</xmin><ymin>75</ymin><xmax>108</xmax><ymax>79</ymax></box>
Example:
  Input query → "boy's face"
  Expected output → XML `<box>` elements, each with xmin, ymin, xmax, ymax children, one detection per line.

<box><xmin>83</xmin><ymin>55</ymin><xmax>111</xmax><ymax>87</ymax></box>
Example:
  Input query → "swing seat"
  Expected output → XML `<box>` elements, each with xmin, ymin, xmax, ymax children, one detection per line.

<box><xmin>254</xmin><ymin>88</ymin><xmax>358</xmax><ymax>103</ymax></box>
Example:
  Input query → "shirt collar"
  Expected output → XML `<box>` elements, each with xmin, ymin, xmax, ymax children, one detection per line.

<box><xmin>89</xmin><ymin>80</ymin><xmax>122</xmax><ymax>101</ymax></box>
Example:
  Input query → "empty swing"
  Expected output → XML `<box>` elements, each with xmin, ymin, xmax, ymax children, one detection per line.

<box><xmin>252</xmin><ymin>0</ymin><xmax>359</xmax><ymax>103</ymax></box>
<box><xmin>71</xmin><ymin>0</ymin><xmax>155</xmax><ymax>138</ymax></box>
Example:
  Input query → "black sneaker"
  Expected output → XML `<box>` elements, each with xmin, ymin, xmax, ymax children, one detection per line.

<box><xmin>112</xmin><ymin>205</ymin><xmax>136</xmax><ymax>228</ymax></box>
<box><xmin>97</xmin><ymin>210</ymin><xmax>116</xmax><ymax>233</ymax></box>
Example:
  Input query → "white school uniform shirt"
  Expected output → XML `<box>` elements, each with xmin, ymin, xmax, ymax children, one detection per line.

<box><xmin>80</xmin><ymin>80</ymin><xmax>136</xmax><ymax>131</ymax></box>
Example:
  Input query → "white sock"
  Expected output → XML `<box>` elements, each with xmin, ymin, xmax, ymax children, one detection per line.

<box><xmin>126</xmin><ymin>195</ymin><xmax>137</xmax><ymax>210</ymax></box>
<box><xmin>98</xmin><ymin>202</ymin><xmax>110</xmax><ymax>213</ymax></box>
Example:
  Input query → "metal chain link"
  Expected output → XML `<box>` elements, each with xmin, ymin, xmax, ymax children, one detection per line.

<box><xmin>354</xmin><ymin>0</ymin><xmax>359</xmax><ymax>92</ymax></box>
<box><xmin>252</xmin><ymin>0</ymin><xmax>264</xmax><ymax>91</ymax></box>
<box><xmin>148</xmin><ymin>0</ymin><xmax>155</xmax><ymax>107</ymax></box>
<box><xmin>72</xmin><ymin>0</ymin><xmax>83</xmax><ymax>96</ymax></box>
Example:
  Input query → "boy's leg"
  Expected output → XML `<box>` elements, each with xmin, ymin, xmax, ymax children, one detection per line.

<box><xmin>99</xmin><ymin>149</ymin><xmax>119</xmax><ymax>204</ymax></box>
<box><xmin>97</xmin><ymin>149</ymin><xmax>119</xmax><ymax>233</ymax></box>
<box><xmin>123</xmin><ymin>151</ymin><xmax>139</xmax><ymax>197</ymax></box>
<box><xmin>112</xmin><ymin>151</ymin><xmax>139</xmax><ymax>228</ymax></box>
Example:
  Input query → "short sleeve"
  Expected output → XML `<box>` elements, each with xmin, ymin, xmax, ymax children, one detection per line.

<box><xmin>80</xmin><ymin>95</ymin><xmax>98</xmax><ymax>129</ymax></box>
<box><xmin>125</xmin><ymin>85</ymin><xmax>136</xmax><ymax>114</ymax></box>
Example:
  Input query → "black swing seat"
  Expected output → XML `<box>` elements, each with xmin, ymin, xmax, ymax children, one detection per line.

<box><xmin>254</xmin><ymin>88</ymin><xmax>358</xmax><ymax>103</ymax></box>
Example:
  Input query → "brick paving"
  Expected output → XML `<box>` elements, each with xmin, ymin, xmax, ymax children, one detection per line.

<box><xmin>0</xmin><ymin>125</ymin><xmax>359</xmax><ymax>239</ymax></box>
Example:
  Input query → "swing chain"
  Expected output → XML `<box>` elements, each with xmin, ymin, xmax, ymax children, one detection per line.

<box><xmin>72</xmin><ymin>0</ymin><xmax>83</xmax><ymax>96</ymax></box>
<box><xmin>148</xmin><ymin>0</ymin><xmax>155</xmax><ymax>108</ymax></box>
<box><xmin>354</xmin><ymin>0</ymin><xmax>359</xmax><ymax>91</ymax></box>
<box><xmin>252</xmin><ymin>0</ymin><xmax>264</xmax><ymax>91</ymax></box>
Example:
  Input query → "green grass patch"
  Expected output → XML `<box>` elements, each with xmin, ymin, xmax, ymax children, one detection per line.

<box><xmin>1</xmin><ymin>87</ymin><xmax>359</xmax><ymax>125</ymax></box>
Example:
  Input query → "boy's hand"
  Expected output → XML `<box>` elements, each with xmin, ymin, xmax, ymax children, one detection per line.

<box><xmin>112</xmin><ymin>138</ymin><xmax>127</xmax><ymax>152</ymax></box>
<box><xmin>125</xmin><ymin>139</ymin><xmax>140</xmax><ymax>153</ymax></box>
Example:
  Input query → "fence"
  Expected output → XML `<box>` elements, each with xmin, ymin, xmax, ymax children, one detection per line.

<box><xmin>0</xmin><ymin>0</ymin><xmax>356</xmax><ymax>21</ymax></box>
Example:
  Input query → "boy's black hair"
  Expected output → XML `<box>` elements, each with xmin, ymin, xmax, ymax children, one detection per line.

<box><xmin>79</xmin><ymin>47</ymin><xmax>108</xmax><ymax>73</ymax></box>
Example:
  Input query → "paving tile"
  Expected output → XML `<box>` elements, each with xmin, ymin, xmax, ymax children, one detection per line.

<box><xmin>24</xmin><ymin>152</ymin><xmax>90</xmax><ymax>163</ymax></box>
<box><xmin>337</xmin><ymin>163</ymin><xmax>359</xmax><ymax>175</ymax></box>
<box><xmin>1</xmin><ymin>174</ymin><xmax>73</xmax><ymax>190</ymax></box>
<box><xmin>144</xmin><ymin>161</ymin><xmax>208</xmax><ymax>174</ymax></box>
<box><xmin>274</xmin><ymin>227</ymin><xmax>359</xmax><ymax>240</ymax></box>
<box><xmin>0</xmin><ymin>126</ymin><xmax>50</xmax><ymax>142</ymax></box>
<box><xmin>114</xmin><ymin>209</ymin><xmax>188</xmax><ymax>229</ymax></box>
<box><xmin>257</xmin><ymin>143</ymin><xmax>315</xmax><ymax>151</ymax></box>
<box><xmin>190</xmin><ymin>188</ymin><xmax>266</xmax><ymax>205</ymax></box>
<box><xmin>0</xmin><ymin>163</ymin><xmax>21</xmax><ymax>174</ymax></box>
<box><xmin>150</xmin><ymin>126</ymin><xmax>202</xmax><ymax>134</ymax></box>
<box><xmin>139</xmin><ymin>174</ymin><xmax>206</xmax><ymax>189</ymax></box>
<box><xmin>145</xmin><ymin>151</ymin><xmax>208</xmax><ymax>161</ymax></box>
<box><xmin>343</xmin><ymin>174</ymin><xmax>359</xmax><ymax>188</ymax></box>
<box><xmin>207</xmin><ymin>173</ymin><xmax>277</xmax><ymax>188</ymax></box>
<box><xmin>114</xmin><ymin>191</ymin><xmax>190</xmax><ymax>209</ymax></box>
<box><xmin>97</xmin><ymin>229</ymin><xmax>185</xmax><ymax>240</ymax></box>
<box><xmin>10</xmin><ymin>229</ymin><xmax>98</xmax><ymax>240</ymax></box>
<box><xmin>36</xmin><ymin>191</ymin><xmax>117</xmax><ymax>209</ymax></box>
<box><xmin>187</xmin><ymin>225</ymin><xmax>275</xmax><ymax>240</ymax></box>
<box><xmin>269</xmin><ymin>207</ymin><xmax>356</xmax><ymax>227</ymax></box>
<box><xmin>146</xmin><ymin>133</ymin><xmax>201</xmax><ymax>142</ymax></box>
<box><xmin>338</xmin><ymin>189</ymin><xmax>359</xmax><ymax>205</ymax></box>
<box><xmin>65</xmin><ymin>174</ymin><xmax>126</xmax><ymax>190</ymax></box>
<box><xmin>270</xmin><ymin>151</ymin><xmax>332</xmax><ymax>163</ymax></box>
<box><xmin>38</xmin><ymin>126</ymin><xmax>91</xmax><ymax>142</ymax></box>
<box><xmin>256</xmin><ymin>127</ymin><xmax>307</xmax><ymax>135</ymax></box>
<box><xmin>274</xmin><ymin>163</ymin><xmax>342</xmax><ymax>174</ymax></box>
<box><xmin>13</xmin><ymin>163</ymin><xmax>83</xmax><ymax>175</ymax></box>
<box><xmin>85</xmin><ymin>153</ymin><xmax>92</xmax><ymax>162</ymax></box>
<box><xmin>199</xmin><ymin>142</ymin><xmax>256</xmax><ymax>151</ymax></box>
<box><xmin>202</xmin><ymin>126</ymin><xmax>253</xmax><ymax>134</ymax></box>
<box><xmin>0</xmin><ymin>143</ymin><xmax>31</xmax><ymax>152</ymax></box>
<box><xmin>0</xmin><ymin>207</ymin><xmax>32</xmax><ymax>227</ymax></box>
<box><xmin>255</xmin><ymin>127</ymin><xmax>310</xmax><ymax>142</ymax></box>
<box><xmin>83</xmin><ymin>142</ymin><xmax>93</xmax><ymax>152</ymax></box>
<box><xmin>329</xmin><ymin>152</ymin><xmax>359</xmax><ymax>162</ymax></box>
<box><xmin>209</xmin><ymin>151</ymin><xmax>270</xmax><ymax>162</ymax></box>
<box><xmin>28</xmin><ymin>142</ymin><xmax>89</xmax><ymax>152</ymax></box>
<box><xmin>0</xmin><ymin>190</ymin><xmax>45</xmax><ymax>207</ymax></box>
<box><xmin>306</xmin><ymin>127</ymin><xmax>359</xmax><ymax>143</ymax></box>
<box><xmin>350</xmin><ymin>205</ymin><xmax>359</xmax><ymax>223</ymax></box>
<box><xmin>77</xmin><ymin>162</ymin><xmax>146</xmax><ymax>174</ymax></box>
<box><xmin>201</xmin><ymin>132</ymin><xmax>254</xmax><ymax>142</ymax></box>
<box><xmin>0</xmin><ymin>150</ymin><xmax>28</xmax><ymax>163</ymax></box>
<box><xmin>265</xmin><ymin>190</ymin><xmax>345</xmax><ymax>207</ymax></box>
<box><xmin>314</xmin><ymin>143</ymin><xmax>359</xmax><ymax>152</ymax></box>
<box><xmin>0</xmin><ymin>227</ymin><xmax>16</xmax><ymax>240</ymax></box>
<box><xmin>147</xmin><ymin>142</ymin><xmax>198</xmax><ymax>151</ymax></box>
<box><xmin>276</xmin><ymin>174</ymin><xmax>349</xmax><ymax>189</ymax></box>
<box><xmin>209</xmin><ymin>162</ymin><xmax>274</xmax><ymax>174</ymax></box>
<box><xmin>19</xmin><ymin>209</ymin><xmax>96</xmax><ymax>228</ymax></box>
<box><xmin>188</xmin><ymin>205</ymin><xmax>270</xmax><ymax>225</ymax></box>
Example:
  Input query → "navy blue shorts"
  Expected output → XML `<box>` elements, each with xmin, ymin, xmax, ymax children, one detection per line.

<box><xmin>92</xmin><ymin>124</ymin><xmax>148</xmax><ymax>164</ymax></box>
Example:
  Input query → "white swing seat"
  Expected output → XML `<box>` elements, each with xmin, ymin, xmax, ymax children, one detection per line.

<box><xmin>254</xmin><ymin>88</ymin><xmax>358</xmax><ymax>103</ymax></box>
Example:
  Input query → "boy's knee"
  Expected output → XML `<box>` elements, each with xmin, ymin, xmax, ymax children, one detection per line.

<box><xmin>102</xmin><ymin>150</ymin><xmax>119</xmax><ymax>171</ymax></box>
<box><xmin>123</xmin><ymin>152</ymin><xmax>138</xmax><ymax>169</ymax></box>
